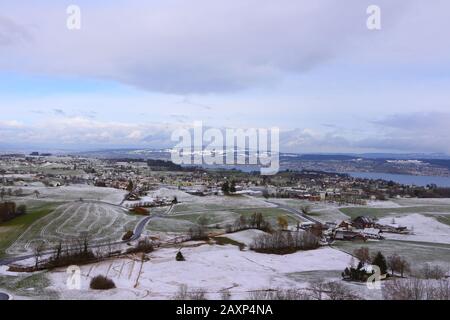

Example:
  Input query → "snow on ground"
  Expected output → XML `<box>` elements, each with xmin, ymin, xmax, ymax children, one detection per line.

<box><xmin>45</xmin><ymin>245</ymin><xmax>352</xmax><ymax>300</ymax></box>
<box><xmin>393</xmin><ymin>198</ymin><xmax>450</xmax><ymax>206</ymax></box>
<box><xmin>365</xmin><ymin>200</ymin><xmax>402</xmax><ymax>208</ymax></box>
<box><xmin>221</xmin><ymin>229</ymin><xmax>268</xmax><ymax>247</ymax></box>
<box><xmin>11</xmin><ymin>185</ymin><xmax>127</xmax><ymax>205</ymax></box>
<box><xmin>379</xmin><ymin>214</ymin><xmax>450</xmax><ymax>244</ymax></box>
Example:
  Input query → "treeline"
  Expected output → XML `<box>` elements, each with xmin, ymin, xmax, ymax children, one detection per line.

<box><xmin>225</xmin><ymin>213</ymin><xmax>272</xmax><ymax>233</ymax></box>
<box><xmin>14</xmin><ymin>235</ymin><xmax>156</xmax><ymax>272</ymax></box>
<box><xmin>250</xmin><ymin>231</ymin><xmax>319</xmax><ymax>254</ymax></box>
<box><xmin>0</xmin><ymin>201</ymin><xmax>27</xmax><ymax>223</ymax></box>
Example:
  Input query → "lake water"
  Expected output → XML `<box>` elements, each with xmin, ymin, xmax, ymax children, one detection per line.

<box><xmin>348</xmin><ymin>172</ymin><xmax>450</xmax><ymax>187</ymax></box>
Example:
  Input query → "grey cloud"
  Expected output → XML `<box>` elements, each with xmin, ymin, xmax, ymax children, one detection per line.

<box><xmin>0</xmin><ymin>15</ymin><xmax>32</xmax><ymax>46</ymax></box>
<box><xmin>372</xmin><ymin>112</ymin><xmax>450</xmax><ymax>132</ymax></box>
<box><xmin>0</xmin><ymin>0</ymin><xmax>416</xmax><ymax>94</ymax></box>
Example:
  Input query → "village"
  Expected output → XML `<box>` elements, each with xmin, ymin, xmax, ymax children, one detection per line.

<box><xmin>1</xmin><ymin>153</ymin><xmax>450</xmax><ymax>300</ymax></box>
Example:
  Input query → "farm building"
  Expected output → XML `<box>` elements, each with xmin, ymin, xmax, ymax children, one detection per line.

<box><xmin>333</xmin><ymin>230</ymin><xmax>366</xmax><ymax>241</ymax></box>
<box><xmin>352</xmin><ymin>216</ymin><xmax>376</xmax><ymax>229</ymax></box>
<box><xmin>361</xmin><ymin>228</ymin><xmax>384</xmax><ymax>239</ymax></box>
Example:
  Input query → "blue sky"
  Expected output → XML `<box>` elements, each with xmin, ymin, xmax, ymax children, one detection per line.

<box><xmin>1</xmin><ymin>0</ymin><xmax>450</xmax><ymax>153</ymax></box>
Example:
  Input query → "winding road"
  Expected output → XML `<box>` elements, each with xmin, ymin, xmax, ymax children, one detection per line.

<box><xmin>0</xmin><ymin>292</ymin><xmax>11</xmax><ymax>300</ymax></box>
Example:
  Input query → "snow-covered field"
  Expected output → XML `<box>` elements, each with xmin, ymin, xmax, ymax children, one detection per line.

<box><xmin>45</xmin><ymin>243</ymin><xmax>352</xmax><ymax>300</ymax></box>
<box><xmin>6</xmin><ymin>201</ymin><xmax>140</xmax><ymax>255</ymax></box>
<box><xmin>379</xmin><ymin>214</ymin><xmax>450</xmax><ymax>245</ymax></box>
<box><xmin>222</xmin><ymin>229</ymin><xmax>268</xmax><ymax>247</ymax></box>
<box><xmin>11</xmin><ymin>185</ymin><xmax>126</xmax><ymax>205</ymax></box>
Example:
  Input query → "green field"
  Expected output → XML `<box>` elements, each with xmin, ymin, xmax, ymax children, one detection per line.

<box><xmin>232</xmin><ymin>208</ymin><xmax>302</xmax><ymax>226</ymax></box>
<box><xmin>333</xmin><ymin>239</ymin><xmax>450</xmax><ymax>267</ymax></box>
<box><xmin>5</xmin><ymin>201</ymin><xmax>140</xmax><ymax>256</ymax></box>
<box><xmin>339</xmin><ymin>205</ymin><xmax>450</xmax><ymax>219</ymax></box>
<box><xmin>429</xmin><ymin>214</ymin><xmax>450</xmax><ymax>226</ymax></box>
<box><xmin>146</xmin><ymin>206</ymin><xmax>302</xmax><ymax>234</ymax></box>
<box><xmin>0</xmin><ymin>202</ymin><xmax>58</xmax><ymax>258</ymax></box>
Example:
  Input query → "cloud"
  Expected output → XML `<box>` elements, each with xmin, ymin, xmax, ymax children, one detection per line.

<box><xmin>1</xmin><ymin>113</ymin><xmax>450</xmax><ymax>154</ymax></box>
<box><xmin>0</xmin><ymin>15</ymin><xmax>31</xmax><ymax>46</ymax></box>
<box><xmin>0</xmin><ymin>0</ymin><xmax>424</xmax><ymax>94</ymax></box>
<box><xmin>53</xmin><ymin>108</ymin><xmax>66</xmax><ymax>116</ymax></box>
<box><xmin>352</xmin><ymin>112</ymin><xmax>450</xmax><ymax>153</ymax></box>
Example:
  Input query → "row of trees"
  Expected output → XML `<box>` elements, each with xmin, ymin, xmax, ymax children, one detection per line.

<box><xmin>225</xmin><ymin>213</ymin><xmax>272</xmax><ymax>233</ymax></box>
<box><xmin>250</xmin><ymin>230</ymin><xmax>319</xmax><ymax>254</ymax></box>
<box><xmin>173</xmin><ymin>281</ymin><xmax>361</xmax><ymax>301</ymax></box>
<box><xmin>353</xmin><ymin>247</ymin><xmax>410</xmax><ymax>277</ymax></box>
<box><xmin>0</xmin><ymin>187</ymin><xmax>25</xmax><ymax>200</ymax></box>
<box><xmin>30</xmin><ymin>234</ymin><xmax>156</xmax><ymax>271</ymax></box>
<box><xmin>0</xmin><ymin>202</ymin><xmax>27</xmax><ymax>223</ymax></box>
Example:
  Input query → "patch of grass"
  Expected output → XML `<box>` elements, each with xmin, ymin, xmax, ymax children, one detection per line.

<box><xmin>339</xmin><ymin>206</ymin><xmax>450</xmax><ymax>220</ymax></box>
<box><xmin>232</xmin><ymin>208</ymin><xmax>301</xmax><ymax>225</ymax></box>
<box><xmin>0</xmin><ymin>203</ymin><xmax>58</xmax><ymax>257</ymax></box>
<box><xmin>333</xmin><ymin>239</ymin><xmax>450</xmax><ymax>266</ymax></box>
<box><xmin>0</xmin><ymin>272</ymin><xmax>58</xmax><ymax>299</ymax></box>
<box><xmin>214</xmin><ymin>236</ymin><xmax>245</xmax><ymax>250</ymax></box>
<box><xmin>429</xmin><ymin>214</ymin><xmax>450</xmax><ymax>226</ymax></box>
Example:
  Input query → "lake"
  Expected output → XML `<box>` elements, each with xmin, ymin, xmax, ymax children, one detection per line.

<box><xmin>348</xmin><ymin>172</ymin><xmax>450</xmax><ymax>187</ymax></box>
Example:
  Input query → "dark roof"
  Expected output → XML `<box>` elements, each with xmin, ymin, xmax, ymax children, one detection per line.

<box><xmin>353</xmin><ymin>216</ymin><xmax>373</xmax><ymax>224</ymax></box>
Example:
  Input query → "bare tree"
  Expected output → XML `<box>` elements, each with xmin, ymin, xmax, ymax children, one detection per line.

<box><xmin>387</xmin><ymin>254</ymin><xmax>410</xmax><ymax>277</ymax></box>
<box><xmin>353</xmin><ymin>247</ymin><xmax>371</xmax><ymax>264</ymax></box>
<box><xmin>33</xmin><ymin>242</ymin><xmax>46</xmax><ymax>269</ymax></box>
<box><xmin>220</xmin><ymin>289</ymin><xmax>232</xmax><ymax>300</ymax></box>
<box><xmin>382</xmin><ymin>278</ymin><xmax>450</xmax><ymax>300</ymax></box>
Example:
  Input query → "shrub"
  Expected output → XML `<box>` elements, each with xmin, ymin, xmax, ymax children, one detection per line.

<box><xmin>176</xmin><ymin>251</ymin><xmax>185</xmax><ymax>261</ymax></box>
<box><xmin>126</xmin><ymin>238</ymin><xmax>154</xmax><ymax>254</ymax></box>
<box><xmin>122</xmin><ymin>230</ymin><xmax>134</xmax><ymax>241</ymax></box>
<box><xmin>90</xmin><ymin>275</ymin><xmax>116</xmax><ymax>290</ymax></box>
<box><xmin>172</xmin><ymin>284</ymin><xmax>208</xmax><ymax>300</ymax></box>
<box><xmin>415</xmin><ymin>263</ymin><xmax>447</xmax><ymax>279</ymax></box>
<box><xmin>130</xmin><ymin>207</ymin><xmax>149</xmax><ymax>215</ymax></box>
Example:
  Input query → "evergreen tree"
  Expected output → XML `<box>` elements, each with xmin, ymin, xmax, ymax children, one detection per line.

<box><xmin>372</xmin><ymin>251</ymin><xmax>388</xmax><ymax>275</ymax></box>
<box><xmin>126</xmin><ymin>180</ymin><xmax>134</xmax><ymax>192</ymax></box>
<box><xmin>221</xmin><ymin>181</ymin><xmax>230</xmax><ymax>194</ymax></box>
<box><xmin>230</xmin><ymin>181</ymin><xmax>236</xmax><ymax>193</ymax></box>
<box><xmin>176</xmin><ymin>251</ymin><xmax>185</xmax><ymax>261</ymax></box>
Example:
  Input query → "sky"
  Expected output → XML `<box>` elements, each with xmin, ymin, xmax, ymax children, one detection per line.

<box><xmin>1</xmin><ymin>0</ymin><xmax>450</xmax><ymax>154</ymax></box>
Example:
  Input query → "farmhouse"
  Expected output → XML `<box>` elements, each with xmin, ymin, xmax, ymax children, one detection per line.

<box><xmin>352</xmin><ymin>216</ymin><xmax>376</xmax><ymax>229</ymax></box>
<box><xmin>361</xmin><ymin>227</ymin><xmax>384</xmax><ymax>239</ymax></box>
<box><xmin>334</xmin><ymin>230</ymin><xmax>366</xmax><ymax>241</ymax></box>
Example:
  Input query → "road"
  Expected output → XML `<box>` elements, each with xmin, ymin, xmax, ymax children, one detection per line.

<box><xmin>0</xmin><ymin>292</ymin><xmax>11</xmax><ymax>300</ymax></box>
<box><xmin>242</xmin><ymin>195</ymin><xmax>322</xmax><ymax>224</ymax></box>
<box><xmin>0</xmin><ymin>202</ymin><xmax>169</xmax><ymax>266</ymax></box>
<box><xmin>272</xmin><ymin>202</ymin><xmax>322</xmax><ymax>224</ymax></box>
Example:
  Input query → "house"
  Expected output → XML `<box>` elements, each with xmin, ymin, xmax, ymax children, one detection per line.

<box><xmin>352</xmin><ymin>216</ymin><xmax>376</xmax><ymax>229</ymax></box>
<box><xmin>378</xmin><ymin>223</ymin><xmax>409</xmax><ymax>234</ymax></box>
<box><xmin>334</xmin><ymin>230</ymin><xmax>367</xmax><ymax>241</ymax></box>
<box><xmin>126</xmin><ymin>193</ymin><xmax>141</xmax><ymax>201</ymax></box>
<box><xmin>338</xmin><ymin>220</ymin><xmax>353</xmax><ymax>230</ymax></box>
<box><xmin>362</xmin><ymin>228</ymin><xmax>384</xmax><ymax>239</ymax></box>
